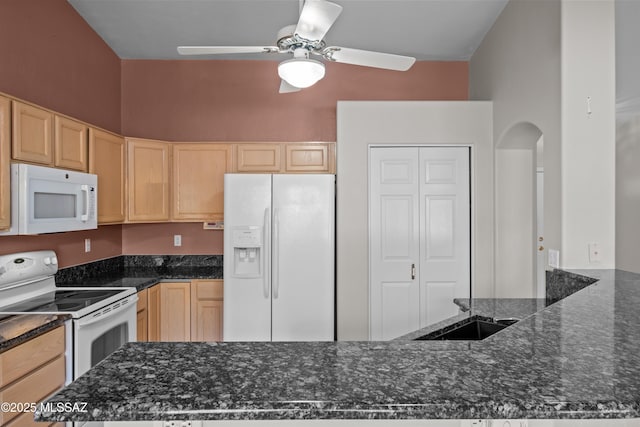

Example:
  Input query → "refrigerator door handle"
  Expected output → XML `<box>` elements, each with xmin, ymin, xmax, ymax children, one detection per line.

<box><xmin>263</xmin><ymin>208</ymin><xmax>270</xmax><ymax>299</ymax></box>
<box><xmin>273</xmin><ymin>207</ymin><xmax>280</xmax><ymax>299</ymax></box>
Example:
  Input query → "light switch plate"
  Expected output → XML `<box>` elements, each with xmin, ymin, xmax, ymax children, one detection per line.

<box><xmin>548</xmin><ymin>249</ymin><xmax>559</xmax><ymax>269</ymax></box>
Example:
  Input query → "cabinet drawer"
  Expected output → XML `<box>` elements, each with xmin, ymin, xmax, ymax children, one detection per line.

<box><xmin>0</xmin><ymin>356</ymin><xmax>65</xmax><ymax>425</ymax></box>
<box><xmin>193</xmin><ymin>280</ymin><xmax>223</xmax><ymax>300</ymax></box>
<box><xmin>0</xmin><ymin>326</ymin><xmax>64</xmax><ymax>388</ymax></box>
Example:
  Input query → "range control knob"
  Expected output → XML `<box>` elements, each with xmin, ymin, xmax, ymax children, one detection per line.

<box><xmin>43</xmin><ymin>257</ymin><xmax>51</xmax><ymax>265</ymax></box>
<box><xmin>51</xmin><ymin>256</ymin><xmax>58</xmax><ymax>265</ymax></box>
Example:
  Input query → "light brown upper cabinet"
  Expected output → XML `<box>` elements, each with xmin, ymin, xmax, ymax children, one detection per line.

<box><xmin>11</xmin><ymin>100</ymin><xmax>53</xmax><ymax>165</ymax></box>
<box><xmin>54</xmin><ymin>116</ymin><xmax>88</xmax><ymax>171</ymax></box>
<box><xmin>172</xmin><ymin>143</ymin><xmax>232</xmax><ymax>221</ymax></box>
<box><xmin>233</xmin><ymin>142</ymin><xmax>335</xmax><ymax>174</ymax></box>
<box><xmin>235</xmin><ymin>144</ymin><xmax>281</xmax><ymax>172</ymax></box>
<box><xmin>0</xmin><ymin>96</ymin><xmax>10</xmax><ymax>231</ymax></box>
<box><xmin>284</xmin><ymin>143</ymin><xmax>334</xmax><ymax>173</ymax></box>
<box><xmin>126</xmin><ymin>138</ymin><xmax>170</xmax><ymax>222</ymax></box>
<box><xmin>89</xmin><ymin>128</ymin><xmax>125</xmax><ymax>224</ymax></box>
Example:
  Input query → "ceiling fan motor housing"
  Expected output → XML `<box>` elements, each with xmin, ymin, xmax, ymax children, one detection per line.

<box><xmin>276</xmin><ymin>24</ymin><xmax>325</xmax><ymax>54</ymax></box>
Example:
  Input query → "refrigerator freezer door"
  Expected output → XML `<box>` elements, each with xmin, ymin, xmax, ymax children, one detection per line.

<box><xmin>223</xmin><ymin>174</ymin><xmax>272</xmax><ymax>341</ymax></box>
<box><xmin>271</xmin><ymin>174</ymin><xmax>335</xmax><ymax>341</ymax></box>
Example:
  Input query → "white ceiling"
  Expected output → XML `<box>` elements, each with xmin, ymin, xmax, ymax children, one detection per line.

<box><xmin>66</xmin><ymin>0</ymin><xmax>509</xmax><ymax>61</ymax></box>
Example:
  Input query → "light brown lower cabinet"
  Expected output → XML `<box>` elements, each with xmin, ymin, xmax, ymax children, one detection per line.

<box><xmin>0</xmin><ymin>326</ymin><xmax>65</xmax><ymax>427</ymax></box>
<box><xmin>191</xmin><ymin>280</ymin><xmax>223</xmax><ymax>342</ymax></box>
<box><xmin>140</xmin><ymin>280</ymin><xmax>223</xmax><ymax>342</ymax></box>
<box><xmin>136</xmin><ymin>288</ymin><xmax>148</xmax><ymax>342</ymax></box>
<box><xmin>160</xmin><ymin>282</ymin><xmax>192</xmax><ymax>341</ymax></box>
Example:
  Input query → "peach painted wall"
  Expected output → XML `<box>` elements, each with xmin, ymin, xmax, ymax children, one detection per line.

<box><xmin>0</xmin><ymin>0</ymin><xmax>121</xmax><ymax>133</ymax></box>
<box><xmin>121</xmin><ymin>223</ymin><xmax>223</xmax><ymax>255</ymax></box>
<box><xmin>0</xmin><ymin>0</ymin><xmax>123</xmax><ymax>268</ymax></box>
<box><xmin>0</xmin><ymin>226</ymin><xmax>122</xmax><ymax>268</ymax></box>
<box><xmin>121</xmin><ymin>60</ymin><xmax>468</xmax><ymax>141</ymax></box>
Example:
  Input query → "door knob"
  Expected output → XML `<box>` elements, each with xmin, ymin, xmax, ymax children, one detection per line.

<box><xmin>539</xmin><ymin>246</ymin><xmax>544</xmax><ymax>251</ymax></box>
<box><xmin>539</xmin><ymin>237</ymin><xmax>544</xmax><ymax>242</ymax></box>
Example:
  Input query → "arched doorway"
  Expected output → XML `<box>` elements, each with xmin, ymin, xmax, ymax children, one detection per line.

<box><xmin>495</xmin><ymin>122</ymin><xmax>544</xmax><ymax>298</ymax></box>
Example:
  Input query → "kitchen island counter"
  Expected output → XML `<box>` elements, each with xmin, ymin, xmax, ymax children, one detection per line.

<box><xmin>36</xmin><ymin>269</ymin><xmax>640</xmax><ymax>422</ymax></box>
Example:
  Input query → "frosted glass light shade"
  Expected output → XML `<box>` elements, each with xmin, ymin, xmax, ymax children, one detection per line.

<box><xmin>278</xmin><ymin>58</ymin><xmax>325</xmax><ymax>88</ymax></box>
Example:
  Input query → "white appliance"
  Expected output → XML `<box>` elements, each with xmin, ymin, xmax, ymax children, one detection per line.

<box><xmin>0</xmin><ymin>251</ymin><xmax>137</xmax><ymax>382</ymax></box>
<box><xmin>224</xmin><ymin>174</ymin><xmax>335</xmax><ymax>341</ymax></box>
<box><xmin>1</xmin><ymin>163</ymin><xmax>97</xmax><ymax>235</ymax></box>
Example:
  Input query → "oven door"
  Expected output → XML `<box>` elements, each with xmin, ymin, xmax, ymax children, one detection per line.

<box><xmin>73</xmin><ymin>295</ymin><xmax>137</xmax><ymax>379</ymax></box>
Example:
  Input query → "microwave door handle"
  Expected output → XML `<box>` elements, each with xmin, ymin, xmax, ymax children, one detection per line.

<box><xmin>80</xmin><ymin>185</ymin><xmax>89</xmax><ymax>222</ymax></box>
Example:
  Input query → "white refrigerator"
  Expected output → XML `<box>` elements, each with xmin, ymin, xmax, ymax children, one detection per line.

<box><xmin>223</xmin><ymin>174</ymin><xmax>335</xmax><ymax>341</ymax></box>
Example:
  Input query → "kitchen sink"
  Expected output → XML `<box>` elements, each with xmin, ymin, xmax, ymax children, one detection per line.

<box><xmin>414</xmin><ymin>315</ymin><xmax>519</xmax><ymax>341</ymax></box>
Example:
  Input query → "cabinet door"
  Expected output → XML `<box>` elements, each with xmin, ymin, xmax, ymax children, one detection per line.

<box><xmin>235</xmin><ymin>144</ymin><xmax>281</xmax><ymax>172</ymax></box>
<box><xmin>284</xmin><ymin>143</ymin><xmax>334</xmax><ymax>173</ymax></box>
<box><xmin>11</xmin><ymin>101</ymin><xmax>53</xmax><ymax>165</ymax></box>
<box><xmin>191</xmin><ymin>280</ymin><xmax>223</xmax><ymax>342</ymax></box>
<box><xmin>147</xmin><ymin>284</ymin><xmax>161</xmax><ymax>342</ymax></box>
<box><xmin>160</xmin><ymin>282</ymin><xmax>191</xmax><ymax>341</ymax></box>
<box><xmin>136</xmin><ymin>288</ymin><xmax>148</xmax><ymax>342</ymax></box>
<box><xmin>89</xmin><ymin>128</ymin><xmax>125</xmax><ymax>223</ymax></box>
<box><xmin>172</xmin><ymin>143</ymin><xmax>231</xmax><ymax>221</ymax></box>
<box><xmin>127</xmin><ymin>138</ymin><xmax>170</xmax><ymax>222</ymax></box>
<box><xmin>54</xmin><ymin>115</ymin><xmax>88</xmax><ymax>171</ymax></box>
<box><xmin>0</xmin><ymin>96</ymin><xmax>9</xmax><ymax>231</ymax></box>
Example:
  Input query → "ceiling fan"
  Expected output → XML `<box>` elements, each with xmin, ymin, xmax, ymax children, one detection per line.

<box><xmin>177</xmin><ymin>0</ymin><xmax>416</xmax><ymax>93</ymax></box>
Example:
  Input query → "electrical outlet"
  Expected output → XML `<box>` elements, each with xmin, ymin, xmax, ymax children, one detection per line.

<box><xmin>174</xmin><ymin>235</ymin><xmax>182</xmax><ymax>247</ymax></box>
<box><xmin>589</xmin><ymin>242</ymin><xmax>602</xmax><ymax>262</ymax></box>
<box><xmin>548</xmin><ymin>249</ymin><xmax>559</xmax><ymax>269</ymax></box>
<box><xmin>84</xmin><ymin>238</ymin><xmax>91</xmax><ymax>253</ymax></box>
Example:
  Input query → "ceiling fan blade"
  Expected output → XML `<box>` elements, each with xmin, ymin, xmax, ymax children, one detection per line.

<box><xmin>279</xmin><ymin>80</ymin><xmax>301</xmax><ymax>93</ymax></box>
<box><xmin>177</xmin><ymin>46</ymin><xmax>278</xmax><ymax>55</ymax></box>
<box><xmin>324</xmin><ymin>47</ymin><xmax>416</xmax><ymax>71</ymax></box>
<box><xmin>295</xmin><ymin>0</ymin><xmax>343</xmax><ymax>41</ymax></box>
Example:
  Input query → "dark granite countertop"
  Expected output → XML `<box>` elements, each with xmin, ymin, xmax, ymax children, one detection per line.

<box><xmin>55</xmin><ymin>255</ymin><xmax>223</xmax><ymax>291</ymax></box>
<box><xmin>36</xmin><ymin>269</ymin><xmax>640</xmax><ymax>422</ymax></box>
<box><xmin>0</xmin><ymin>256</ymin><xmax>222</xmax><ymax>353</ymax></box>
<box><xmin>0</xmin><ymin>313</ymin><xmax>70</xmax><ymax>354</ymax></box>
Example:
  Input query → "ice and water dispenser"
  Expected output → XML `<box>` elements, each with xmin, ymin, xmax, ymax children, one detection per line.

<box><xmin>231</xmin><ymin>226</ymin><xmax>262</xmax><ymax>277</ymax></box>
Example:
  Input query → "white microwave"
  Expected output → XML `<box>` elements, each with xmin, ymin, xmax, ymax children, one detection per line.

<box><xmin>1</xmin><ymin>164</ymin><xmax>98</xmax><ymax>235</ymax></box>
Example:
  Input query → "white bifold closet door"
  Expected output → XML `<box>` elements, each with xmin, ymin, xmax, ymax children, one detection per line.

<box><xmin>369</xmin><ymin>146</ymin><xmax>470</xmax><ymax>340</ymax></box>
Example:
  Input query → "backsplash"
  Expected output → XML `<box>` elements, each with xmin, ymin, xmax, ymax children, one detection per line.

<box><xmin>55</xmin><ymin>255</ymin><xmax>223</xmax><ymax>284</ymax></box>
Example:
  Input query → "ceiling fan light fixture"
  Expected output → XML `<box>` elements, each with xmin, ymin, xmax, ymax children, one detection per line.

<box><xmin>278</xmin><ymin>58</ymin><xmax>325</xmax><ymax>89</ymax></box>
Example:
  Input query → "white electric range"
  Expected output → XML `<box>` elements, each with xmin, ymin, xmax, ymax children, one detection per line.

<box><xmin>0</xmin><ymin>250</ymin><xmax>137</xmax><ymax>383</ymax></box>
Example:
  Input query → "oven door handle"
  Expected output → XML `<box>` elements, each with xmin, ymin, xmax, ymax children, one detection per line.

<box><xmin>75</xmin><ymin>295</ymin><xmax>138</xmax><ymax>327</ymax></box>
